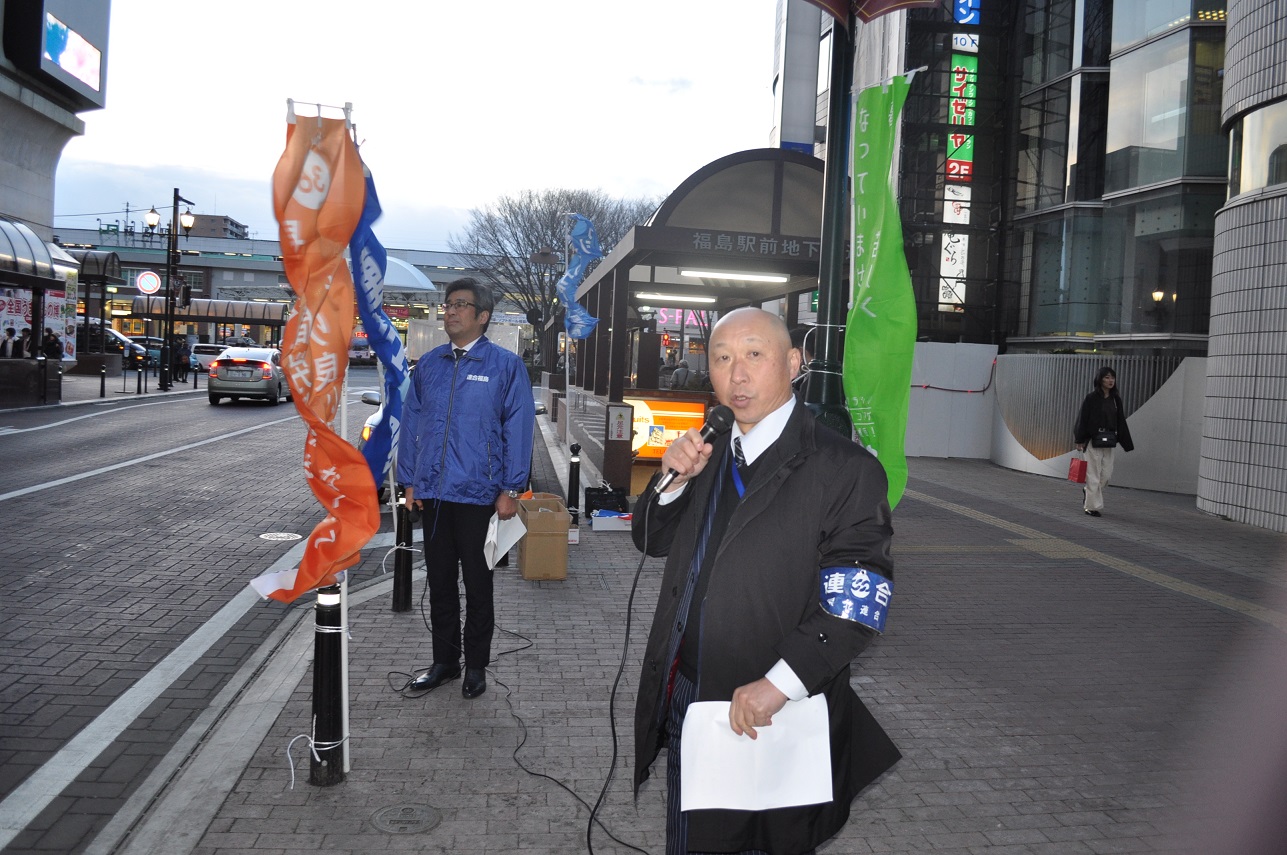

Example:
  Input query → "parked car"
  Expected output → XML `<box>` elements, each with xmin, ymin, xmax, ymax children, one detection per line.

<box><xmin>206</xmin><ymin>347</ymin><xmax>291</xmax><ymax>405</ymax></box>
<box><xmin>76</xmin><ymin>323</ymin><xmax>146</xmax><ymax>368</ymax></box>
<box><xmin>131</xmin><ymin>334</ymin><xmax>202</xmax><ymax>373</ymax></box>
<box><xmin>191</xmin><ymin>343</ymin><xmax>227</xmax><ymax>373</ymax></box>
<box><xmin>127</xmin><ymin>335</ymin><xmax>163</xmax><ymax>365</ymax></box>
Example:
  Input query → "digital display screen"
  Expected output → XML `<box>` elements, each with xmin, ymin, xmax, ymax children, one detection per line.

<box><xmin>43</xmin><ymin>13</ymin><xmax>101</xmax><ymax>93</ymax></box>
<box><xmin>3</xmin><ymin>0</ymin><xmax>110</xmax><ymax>110</ymax></box>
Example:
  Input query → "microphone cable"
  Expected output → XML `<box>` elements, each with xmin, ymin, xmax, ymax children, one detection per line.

<box><xmin>384</xmin><ymin>517</ymin><xmax>653</xmax><ymax>854</ymax></box>
<box><xmin>585</xmin><ymin>486</ymin><xmax>660</xmax><ymax>855</ymax></box>
<box><xmin>585</xmin><ymin>410</ymin><xmax>729</xmax><ymax>853</ymax></box>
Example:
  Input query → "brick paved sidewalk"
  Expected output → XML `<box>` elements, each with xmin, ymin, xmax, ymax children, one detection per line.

<box><xmin>100</xmin><ymin>427</ymin><xmax>1287</xmax><ymax>855</ymax></box>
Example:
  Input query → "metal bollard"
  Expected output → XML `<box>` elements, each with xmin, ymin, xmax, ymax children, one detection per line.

<box><xmin>310</xmin><ymin>584</ymin><xmax>346</xmax><ymax>786</ymax></box>
<box><xmin>99</xmin><ymin>364</ymin><xmax>106</xmax><ymax>398</ymax></box>
<box><xmin>567</xmin><ymin>443</ymin><xmax>581</xmax><ymax>526</ymax></box>
<box><xmin>136</xmin><ymin>366</ymin><xmax>142</xmax><ymax>394</ymax></box>
<box><xmin>392</xmin><ymin>497</ymin><xmax>413</xmax><ymax>613</ymax></box>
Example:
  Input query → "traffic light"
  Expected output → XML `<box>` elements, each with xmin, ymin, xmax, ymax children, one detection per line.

<box><xmin>179</xmin><ymin>284</ymin><xmax>192</xmax><ymax>308</ymax></box>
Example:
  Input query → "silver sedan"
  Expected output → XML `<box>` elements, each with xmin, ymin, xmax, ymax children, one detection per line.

<box><xmin>207</xmin><ymin>347</ymin><xmax>292</xmax><ymax>405</ymax></box>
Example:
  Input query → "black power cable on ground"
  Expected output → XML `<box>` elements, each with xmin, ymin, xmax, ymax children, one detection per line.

<box><xmin>585</xmin><ymin>493</ymin><xmax>658</xmax><ymax>855</ymax></box>
<box><xmin>384</xmin><ymin>544</ymin><xmax>652</xmax><ymax>855</ymax></box>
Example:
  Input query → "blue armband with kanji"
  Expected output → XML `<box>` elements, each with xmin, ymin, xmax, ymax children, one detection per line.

<box><xmin>819</xmin><ymin>566</ymin><xmax>892</xmax><ymax>633</ymax></box>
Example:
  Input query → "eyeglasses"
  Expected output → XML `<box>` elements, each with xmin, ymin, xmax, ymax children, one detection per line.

<box><xmin>443</xmin><ymin>300</ymin><xmax>477</xmax><ymax>312</ymax></box>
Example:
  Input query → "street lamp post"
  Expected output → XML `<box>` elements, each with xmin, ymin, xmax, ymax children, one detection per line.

<box><xmin>529</xmin><ymin>247</ymin><xmax>563</xmax><ymax>374</ymax></box>
<box><xmin>145</xmin><ymin>189</ymin><xmax>195</xmax><ymax>391</ymax></box>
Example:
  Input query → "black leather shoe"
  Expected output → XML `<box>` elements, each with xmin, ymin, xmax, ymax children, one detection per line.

<box><xmin>1085</xmin><ymin>509</ymin><xmax>1102</xmax><ymax>517</ymax></box>
<box><xmin>410</xmin><ymin>663</ymin><xmax>460</xmax><ymax>691</ymax></box>
<box><xmin>462</xmin><ymin>668</ymin><xmax>487</xmax><ymax>699</ymax></box>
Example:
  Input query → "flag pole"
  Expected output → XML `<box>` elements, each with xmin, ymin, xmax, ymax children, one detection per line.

<box><xmin>802</xmin><ymin>9</ymin><xmax>857</xmax><ymax>436</ymax></box>
<box><xmin>563</xmin><ymin>222</ymin><xmax>572</xmax><ymax>413</ymax></box>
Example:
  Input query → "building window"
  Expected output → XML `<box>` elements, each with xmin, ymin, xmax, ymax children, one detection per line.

<box><xmin>816</xmin><ymin>30</ymin><xmax>831</xmax><ymax>97</ymax></box>
<box><xmin>1229</xmin><ymin>98</ymin><xmax>1287</xmax><ymax>196</ymax></box>
<box><xmin>1100</xmin><ymin>186</ymin><xmax>1218</xmax><ymax>335</ymax></box>
<box><xmin>1068</xmin><ymin>74</ymin><xmax>1110</xmax><ymax>200</ymax></box>
<box><xmin>1020</xmin><ymin>0</ymin><xmax>1074</xmax><ymax>88</ymax></box>
<box><xmin>1105</xmin><ymin>30</ymin><xmax>1225</xmax><ymax>192</ymax></box>
<box><xmin>1015</xmin><ymin>210</ymin><xmax>1106</xmax><ymax>337</ymax></box>
<box><xmin>1015</xmin><ymin>81</ymin><xmax>1071</xmax><ymax>213</ymax></box>
<box><xmin>1111</xmin><ymin>0</ymin><xmax>1226</xmax><ymax>53</ymax></box>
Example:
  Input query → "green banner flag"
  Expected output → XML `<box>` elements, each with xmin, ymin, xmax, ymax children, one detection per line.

<box><xmin>844</xmin><ymin>78</ymin><xmax>917</xmax><ymax>508</ymax></box>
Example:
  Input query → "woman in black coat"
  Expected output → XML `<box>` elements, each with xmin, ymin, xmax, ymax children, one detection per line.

<box><xmin>1073</xmin><ymin>366</ymin><xmax>1134</xmax><ymax>517</ymax></box>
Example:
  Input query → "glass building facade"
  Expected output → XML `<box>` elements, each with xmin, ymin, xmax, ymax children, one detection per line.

<box><xmin>868</xmin><ymin>0</ymin><xmax>1228</xmax><ymax>354</ymax></box>
<box><xmin>770</xmin><ymin>0</ymin><xmax>1230</xmax><ymax>355</ymax></box>
<box><xmin>1003</xmin><ymin>0</ymin><xmax>1227</xmax><ymax>354</ymax></box>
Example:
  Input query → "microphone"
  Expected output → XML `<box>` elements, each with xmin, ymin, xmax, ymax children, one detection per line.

<box><xmin>653</xmin><ymin>405</ymin><xmax>735</xmax><ymax>495</ymax></box>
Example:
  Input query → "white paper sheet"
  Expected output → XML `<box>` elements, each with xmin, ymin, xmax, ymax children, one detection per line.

<box><xmin>679</xmin><ymin>694</ymin><xmax>832</xmax><ymax>812</ymax></box>
<box><xmin>484</xmin><ymin>513</ymin><xmax>526</xmax><ymax>569</ymax></box>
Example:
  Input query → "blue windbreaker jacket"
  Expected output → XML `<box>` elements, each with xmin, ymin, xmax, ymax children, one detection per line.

<box><xmin>396</xmin><ymin>336</ymin><xmax>534</xmax><ymax>506</ymax></box>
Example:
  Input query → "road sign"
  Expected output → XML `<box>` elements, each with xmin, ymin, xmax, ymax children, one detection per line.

<box><xmin>137</xmin><ymin>270</ymin><xmax>161</xmax><ymax>295</ymax></box>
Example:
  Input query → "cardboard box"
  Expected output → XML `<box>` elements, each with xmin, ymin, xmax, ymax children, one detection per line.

<box><xmin>567</xmin><ymin>524</ymin><xmax>580</xmax><ymax>545</ymax></box>
<box><xmin>518</xmin><ymin>494</ymin><xmax>570</xmax><ymax>580</ymax></box>
<box><xmin>590</xmin><ymin>510</ymin><xmax>633</xmax><ymax>532</ymax></box>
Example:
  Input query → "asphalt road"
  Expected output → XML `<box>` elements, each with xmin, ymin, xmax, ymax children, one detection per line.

<box><xmin>0</xmin><ymin>368</ymin><xmax>387</xmax><ymax>853</ymax></box>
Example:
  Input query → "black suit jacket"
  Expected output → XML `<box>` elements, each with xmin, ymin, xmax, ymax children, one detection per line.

<box><xmin>632</xmin><ymin>403</ymin><xmax>900</xmax><ymax>853</ymax></box>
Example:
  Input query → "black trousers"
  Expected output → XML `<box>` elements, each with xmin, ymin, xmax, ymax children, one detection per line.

<box><xmin>421</xmin><ymin>500</ymin><xmax>495</xmax><ymax>669</ymax></box>
<box><xmin>666</xmin><ymin>671</ymin><xmax>814</xmax><ymax>855</ymax></box>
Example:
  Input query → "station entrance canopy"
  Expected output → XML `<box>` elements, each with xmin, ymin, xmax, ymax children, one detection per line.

<box><xmin>131</xmin><ymin>296</ymin><xmax>289</xmax><ymax>327</ymax></box>
<box><xmin>569</xmin><ymin>148</ymin><xmax>825</xmax><ymax>405</ymax></box>
<box><xmin>562</xmin><ymin>148</ymin><xmax>827</xmax><ymax>488</ymax></box>
<box><xmin>575</xmin><ymin>147</ymin><xmax>826</xmax><ymax>312</ymax></box>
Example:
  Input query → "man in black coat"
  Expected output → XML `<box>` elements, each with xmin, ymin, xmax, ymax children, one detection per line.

<box><xmin>633</xmin><ymin>308</ymin><xmax>899</xmax><ymax>855</ymax></box>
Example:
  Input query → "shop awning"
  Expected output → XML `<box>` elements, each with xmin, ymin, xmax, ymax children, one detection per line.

<box><xmin>0</xmin><ymin>218</ymin><xmax>59</xmax><ymax>289</ymax></box>
<box><xmin>67</xmin><ymin>249</ymin><xmax>125</xmax><ymax>287</ymax></box>
<box><xmin>132</xmin><ymin>296</ymin><xmax>289</xmax><ymax>326</ymax></box>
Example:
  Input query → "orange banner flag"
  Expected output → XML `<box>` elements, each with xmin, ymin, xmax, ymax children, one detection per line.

<box><xmin>254</xmin><ymin>108</ymin><xmax>378</xmax><ymax>603</ymax></box>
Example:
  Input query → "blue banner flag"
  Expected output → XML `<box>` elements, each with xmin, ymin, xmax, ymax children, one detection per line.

<box><xmin>557</xmin><ymin>214</ymin><xmax>603</xmax><ymax>339</ymax></box>
<box><xmin>349</xmin><ymin>166</ymin><xmax>409</xmax><ymax>491</ymax></box>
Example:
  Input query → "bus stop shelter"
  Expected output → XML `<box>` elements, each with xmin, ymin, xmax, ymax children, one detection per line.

<box><xmin>131</xmin><ymin>296</ymin><xmax>289</xmax><ymax>344</ymax></box>
<box><xmin>0</xmin><ymin>218</ymin><xmax>72</xmax><ymax>404</ymax></box>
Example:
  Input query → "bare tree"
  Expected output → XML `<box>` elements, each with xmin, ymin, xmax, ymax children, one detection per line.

<box><xmin>448</xmin><ymin>189</ymin><xmax>657</xmax><ymax>366</ymax></box>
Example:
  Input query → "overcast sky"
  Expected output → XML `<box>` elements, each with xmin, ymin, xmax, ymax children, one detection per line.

<box><xmin>53</xmin><ymin>0</ymin><xmax>780</xmax><ymax>252</ymax></box>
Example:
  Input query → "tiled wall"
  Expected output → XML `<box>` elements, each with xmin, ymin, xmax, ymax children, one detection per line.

<box><xmin>1199</xmin><ymin>188</ymin><xmax>1287</xmax><ymax>532</ymax></box>
<box><xmin>1223</xmin><ymin>0</ymin><xmax>1287</xmax><ymax>125</ymax></box>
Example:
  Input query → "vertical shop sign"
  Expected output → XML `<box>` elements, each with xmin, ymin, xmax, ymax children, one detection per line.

<box><xmin>939</xmin><ymin>0</ymin><xmax>982</xmax><ymax>312</ymax></box>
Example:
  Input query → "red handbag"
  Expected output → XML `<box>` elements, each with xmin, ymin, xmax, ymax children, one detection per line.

<box><xmin>1068</xmin><ymin>455</ymin><xmax>1087</xmax><ymax>484</ymax></box>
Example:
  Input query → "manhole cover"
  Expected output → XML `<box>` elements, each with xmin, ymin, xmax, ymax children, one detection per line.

<box><xmin>259</xmin><ymin>532</ymin><xmax>303</xmax><ymax>541</ymax></box>
<box><xmin>370</xmin><ymin>803</ymin><xmax>442</xmax><ymax>834</ymax></box>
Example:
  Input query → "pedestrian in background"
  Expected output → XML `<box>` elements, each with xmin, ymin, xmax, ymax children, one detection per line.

<box><xmin>670</xmin><ymin>359</ymin><xmax>690</xmax><ymax>389</ymax></box>
<box><xmin>19</xmin><ymin>328</ymin><xmax>32</xmax><ymax>357</ymax></box>
<box><xmin>1</xmin><ymin>327</ymin><xmax>16</xmax><ymax>357</ymax></box>
<box><xmin>174</xmin><ymin>339</ymin><xmax>190</xmax><ymax>382</ymax></box>
<box><xmin>397</xmin><ymin>278</ymin><xmax>535</xmax><ymax>699</ymax></box>
<box><xmin>1073</xmin><ymin>366</ymin><xmax>1134</xmax><ymax>517</ymax></box>
<box><xmin>40</xmin><ymin>327</ymin><xmax>63</xmax><ymax>360</ymax></box>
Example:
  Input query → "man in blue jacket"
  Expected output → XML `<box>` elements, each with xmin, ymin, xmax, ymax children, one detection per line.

<box><xmin>398</xmin><ymin>279</ymin><xmax>534</xmax><ymax>698</ymax></box>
